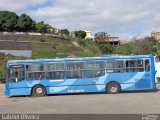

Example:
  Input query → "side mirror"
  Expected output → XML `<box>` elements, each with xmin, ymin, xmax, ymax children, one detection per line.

<box><xmin>15</xmin><ymin>77</ymin><xmax>18</xmax><ymax>82</ymax></box>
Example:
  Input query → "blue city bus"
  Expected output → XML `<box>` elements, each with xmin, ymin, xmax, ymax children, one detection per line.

<box><xmin>5</xmin><ymin>54</ymin><xmax>156</xmax><ymax>97</ymax></box>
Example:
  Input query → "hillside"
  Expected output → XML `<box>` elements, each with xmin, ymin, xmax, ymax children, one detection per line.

<box><xmin>0</xmin><ymin>34</ymin><xmax>86</xmax><ymax>57</ymax></box>
<box><xmin>0</xmin><ymin>34</ymin><xmax>102</xmax><ymax>80</ymax></box>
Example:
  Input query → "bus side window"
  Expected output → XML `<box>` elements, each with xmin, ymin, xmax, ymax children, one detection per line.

<box><xmin>145</xmin><ymin>60</ymin><xmax>150</xmax><ymax>72</ymax></box>
<box><xmin>126</xmin><ymin>61</ymin><xmax>134</xmax><ymax>72</ymax></box>
<box><xmin>85</xmin><ymin>62</ymin><xmax>105</xmax><ymax>78</ymax></box>
<box><xmin>26</xmin><ymin>64</ymin><xmax>45</xmax><ymax>80</ymax></box>
<box><xmin>106</xmin><ymin>61</ymin><xmax>124</xmax><ymax>73</ymax></box>
<box><xmin>45</xmin><ymin>63</ymin><xmax>64</xmax><ymax>80</ymax></box>
<box><xmin>66</xmin><ymin>63</ymin><xmax>76</xmax><ymax>79</ymax></box>
<box><xmin>75</xmin><ymin>62</ymin><xmax>85</xmax><ymax>78</ymax></box>
<box><xmin>126</xmin><ymin>60</ymin><xmax>144</xmax><ymax>72</ymax></box>
<box><xmin>66</xmin><ymin>62</ymin><xmax>85</xmax><ymax>79</ymax></box>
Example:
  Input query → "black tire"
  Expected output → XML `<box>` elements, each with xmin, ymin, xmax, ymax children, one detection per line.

<box><xmin>106</xmin><ymin>82</ymin><xmax>120</xmax><ymax>94</ymax></box>
<box><xmin>32</xmin><ymin>85</ymin><xmax>46</xmax><ymax>97</ymax></box>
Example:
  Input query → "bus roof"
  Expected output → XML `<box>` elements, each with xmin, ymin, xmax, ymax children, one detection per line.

<box><xmin>7</xmin><ymin>54</ymin><xmax>153</xmax><ymax>66</ymax></box>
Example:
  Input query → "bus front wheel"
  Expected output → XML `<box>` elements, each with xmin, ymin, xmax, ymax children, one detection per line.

<box><xmin>106</xmin><ymin>82</ymin><xmax>120</xmax><ymax>94</ymax></box>
<box><xmin>32</xmin><ymin>85</ymin><xmax>46</xmax><ymax>97</ymax></box>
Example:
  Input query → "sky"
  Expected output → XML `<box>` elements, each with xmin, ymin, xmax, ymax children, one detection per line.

<box><xmin>0</xmin><ymin>0</ymin><xmax>160</xmax><ymax>41</ymax></box>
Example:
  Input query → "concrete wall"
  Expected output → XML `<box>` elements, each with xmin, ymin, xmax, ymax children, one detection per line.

<box><xmin>0</xmin><ymin>50</ymin><xmax>32</xmax><ymax>57</ymax></box>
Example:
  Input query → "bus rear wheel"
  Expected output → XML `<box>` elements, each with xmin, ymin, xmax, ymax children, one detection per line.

<box><xmin>32</xmin><ymin>85</ymin><xmax>46</xmax><ymax>97</ymax></box>
<box><xmin>106</xmin><ymin>82</ymin><xmax>120</xmax><ymax>94</ymax></box>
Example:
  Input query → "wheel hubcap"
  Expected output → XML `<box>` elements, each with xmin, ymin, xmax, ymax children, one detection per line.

<box><xmin>36</xmin><ymin>88</ymin><xmax>43</xmax><ymax>94</ymax></box>
<box><xmin>110</xmin><ymin>86</ymin><xmax>117</xmax><ymax>93</ymax></box>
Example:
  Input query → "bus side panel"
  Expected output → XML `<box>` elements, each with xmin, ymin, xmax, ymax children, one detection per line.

<box><xmin>120</xmin><ymin>83</ymin><xmax>135</xmax><ymax>91</ymax></box>
<box><xmin>9</xmin><ymin>88</ymin><xmax>31</xmax><ymax>96</ymax></box>
<box><xmin>46</xmin><ymin>85</ymin><xmax>106</xmax><ymax>94</ymax></box>
<box><xmin>7</xmin><ymin>81</ymin><xmax>29</xmax><ymax>96</ymax></box>
<box><xmin>26</xmin><ymin>88</ymin><xmax>32</xmax><ymax>95</ymax></box>
<box><xmin>10</xmin><ymin>88</ymin><xmax>26</xmax><ymax>96</ymax></box>
<box><xmin>104</xmin><ymin>73</ymin><xmax>136</xmax><ymax>91</ymax></box>
<box><xmin>151</xmin><ymin>56</ymin><xmax>156</xmax><ymax>89</ymax></box>
<box><xmin>77</xmin><ymin>84</ymin><xmax>106</xmax><ymax>93</ymax></box>
<box><xmin>47</xmin><ymin>86</ymin><xmax>79</xmax><ymax>94</ymax></box>
<box><xmin>135</xmin><ymin>78</ymin><xmax>151</xmax><ymax>90</ymax></box>
<box><xmin>105</xmin><ymin>71</ymin><xmax>154</xmax><ymax>91</ymax></box>
<box><xmin>5</xmin><ymin>83</ymin><xmax>10</xmax><ymax>96</ymax></box>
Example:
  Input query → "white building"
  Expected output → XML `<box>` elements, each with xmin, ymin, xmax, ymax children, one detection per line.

<box><xmin>84</xmin><ymin>30</ymin><xmax>94</xmax><ymax>40</ymax></box>
<box><xmin>154</xmin><ymin>55</ymin><xmax>160</xmax><ymax>83</ymax></box>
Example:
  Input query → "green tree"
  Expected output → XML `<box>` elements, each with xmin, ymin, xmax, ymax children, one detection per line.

<box><xmin>78</xmin><ymin>39</ymin><xmax>102</xmax><ymax>56</ymax></box>
<box><xmin>99</xmin><ymin>44</ymin><xmax>114</xmax><ymax>54</ymax></box>
<box><xmin>74</xmin><ymin>30</ymin><xmax>86</xmax><ymax>39</ymax></box>
<box><xmin>0</xmin><ymin>52</ymin><xmax>4</xmax><ymax>57</ymax></box>
<box><xmin>132</xmin><ymin>37</ymin><xmax>158</xmax><ymax>55</ymax></box>
<box><xmin>113</xmin><ymin>44</ymin><xmax>133</xmax><ymax>55</ymax></box>
<box><xmin>0</xmin><ymin>11</ymin><xmax>18</xmax><ymax>31</ymax></box>
<box><xmin>36</xmin><ymin>21</ymin><xmax>47</xmax><ymax>33</ymax></box>
<box><xmin>17</xmin><ymin>14</ymin><xmax>35</xmax><ymax>32</ymax></box>
<box><xmin>95</xmin><ymin>32</ymin><xmax>107</xmax><ymax>43</ymax></box>
<box><xmin>59</xmin><ymin>29</ymin><xmax>70</xmax><ymax>36</ymax></box>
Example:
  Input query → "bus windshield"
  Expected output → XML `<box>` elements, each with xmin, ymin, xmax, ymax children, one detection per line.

<box><xmin>8</xmin><ymin>65</ymin><xmax>24</xmax><ymax>83</ymax></box>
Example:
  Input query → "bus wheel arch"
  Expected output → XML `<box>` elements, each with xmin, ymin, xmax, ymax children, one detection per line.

<box><xmin>31</xmin><ymin>84</ymin><xmax>47</xmax><ymax>97</ymax></box>
<box><xmin>106</xmin><ymin>81</ymin><xmax>121</xmax><ymax>94</ymax></box>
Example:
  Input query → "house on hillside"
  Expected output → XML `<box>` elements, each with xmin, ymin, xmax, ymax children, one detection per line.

<box><xmin>95</xmin><ymin>32</ymin><xmax>120</xmax><ymax>45</ymax></box>
<box><xmin>70</xmin><ymin>30</ymin><xmax>94</xmax><ymax>40</ymax></box>
<box><xmin>151</xmin><ymin>31</ymin><xmax>160</xmax><ymax>40</ymax></box>
<box><xmin>105</xmin><ymin>35</ymin><xmax>120</xmax><ymax>45</ymax></box>
<box><xmin>46</xmin><ymin>24</ymin><xmax>59</xmax><ymax>34</ymax></box>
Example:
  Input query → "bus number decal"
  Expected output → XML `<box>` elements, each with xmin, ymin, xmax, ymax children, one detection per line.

<box><xmin>68</xmin><ymin>89</ymin><xmax>85</xmax><ymax>93</ymax></box>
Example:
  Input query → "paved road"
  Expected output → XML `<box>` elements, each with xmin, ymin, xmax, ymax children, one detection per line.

<box><xmin>0</xmin><ymin>84</ymin><xmax>160</xmax><ymax>114</ymax></box>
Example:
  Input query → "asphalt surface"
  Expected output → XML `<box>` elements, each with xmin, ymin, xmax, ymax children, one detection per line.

<box><xmin>0</xmin><ymin>84</ymin><xmax>160</xmax><ymax>114</ymax></box>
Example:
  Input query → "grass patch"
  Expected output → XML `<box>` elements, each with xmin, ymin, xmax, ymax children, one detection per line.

<box><xmin>74</xmin><ymin>51</ymin><xmax>95</xmax><ymax>57</ymax></box>
<box><xmin>32</xmin><ymin>49</ymin><xmax>57</xmax><ymax>59</ymax></box>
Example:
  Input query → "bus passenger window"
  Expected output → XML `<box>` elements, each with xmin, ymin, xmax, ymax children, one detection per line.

<box><xmin>85</xmin><ymin>62</ymin><xmax>105</xmax><ymax>78</ymax></box>
<box><xmin>106</xmin><ymin>61</ymin><xmax>124</xmax><ymax>73</ymax></box>
<box><xmin>75</xmin><ymin>62</ymin><xmax>85</xmax><ymax>78</ymax></box>
<box><xmin>66</xmin><ymin>63</ymin><xmax>76</xmax><ymax>78</ymax></box>
<box><xmin>126</xmin><ymin>60</ymin><xmax>144</xmax><ymax>72</ymax></box>
<box><xmin>45</xmin><ymin>63</ymin><xmax>64</xmax><ymax>80</ymax></box>
<box><xmin>145</xmin><ymin>60</ymin><xmax>150</xmax><ymax>72</ymax></box>
<box><xmin>66</xmin><ymin>62</ymin><xmax>85</xmax><ymax>79</ymax></box>
<box><xmin>26</xmin><ymin>73</ymin><xmax>34</xmax><ymax>80</ymax></box>
<box><xmin>26</xmin><ymin>64</ymin><xmax>45</xmax><ymax>80</ymax></box>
